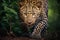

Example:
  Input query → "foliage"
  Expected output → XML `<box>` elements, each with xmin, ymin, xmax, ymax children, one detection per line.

<box><xmin>0</xmin><ymin>0</ymin><xmax>23</xmax><ymax>36</ymax></box>
<box><xmin>0</xmin><ymin>0</ymin><xmax>60</xmax><ymax>38</ymax></box>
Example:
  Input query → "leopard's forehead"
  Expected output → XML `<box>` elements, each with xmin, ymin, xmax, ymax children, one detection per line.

<box><xmin>20</xmin><ymin>0</ymin><xmax>42</xmax><ymax>9</ymax></box>
<box><xmin>19</xmin><ymin>0</ymin><xmax>42</xmax><ymax>14</ymax></box>
<box><xmin>20</xmin><ymin>6</ymin><xmax>40</xmax><ymax>14</ymax></box>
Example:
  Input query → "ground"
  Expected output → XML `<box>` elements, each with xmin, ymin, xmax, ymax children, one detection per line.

<box><xmin>0</xmin><ymin>36</ymin><xmax>40</xmax><ymax>40</ymax></box>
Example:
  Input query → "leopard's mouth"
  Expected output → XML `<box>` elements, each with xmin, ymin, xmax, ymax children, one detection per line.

<box><xmin>25</xmin><ymin>22</ymin><xmax>34</xmax><ymax>26</ymax></box>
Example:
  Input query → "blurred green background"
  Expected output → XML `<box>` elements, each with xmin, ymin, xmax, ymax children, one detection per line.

<box><xmin>0</xmin><ymin>0</ymin><xmax>60</xmax><ymax>39</ymax></box>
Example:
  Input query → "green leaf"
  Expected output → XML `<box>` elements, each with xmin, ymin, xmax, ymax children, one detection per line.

<box><xmin>4</xmin><ymin>6</ymin><xmax>17</xmax><ymax>15</ymax></box>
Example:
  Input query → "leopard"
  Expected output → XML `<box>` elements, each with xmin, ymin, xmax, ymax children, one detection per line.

<box><xmin>18</xmin><ymin>0</ymin><xmax>48</xmax><ymax>39</ymax></box>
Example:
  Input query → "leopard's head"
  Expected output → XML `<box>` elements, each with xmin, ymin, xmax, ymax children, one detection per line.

<box><xmin>19</xmin><ymin>0</ymin><xmax>42</xmax><ymax>25</ymax></box>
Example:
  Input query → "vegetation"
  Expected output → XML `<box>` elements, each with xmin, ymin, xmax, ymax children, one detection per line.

<box><xmin>0</xmin><ymin>0</ymin><xmax>60</xmax><ymax>40</ymax></box>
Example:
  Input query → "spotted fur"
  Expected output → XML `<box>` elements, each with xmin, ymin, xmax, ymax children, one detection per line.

<box><xmin>19</xmin><ymin>0</ymin><xmax>48</xmax><ymax>38</ymax></box>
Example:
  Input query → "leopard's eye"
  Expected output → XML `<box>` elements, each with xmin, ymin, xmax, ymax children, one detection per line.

<box><xmin>25</xmin><ymin>15</ymin><xmax>27</xmax><ymax>17</ymax></box>
<box><xmin>33</xmin><ymin>15</ymin><xmax>35</xmax><ymax>18</ymax></box>
<box><xmin>23</xmin><ymin>13</ymin><xmax>27</xmax><ymax>17</ymax></box>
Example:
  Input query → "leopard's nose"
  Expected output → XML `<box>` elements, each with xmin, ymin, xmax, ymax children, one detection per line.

<box><xmin>28</xmin><ymin>21</ymin><xmax>32</xmax><ymax>24</ymax></box>
<box><xmin>28</xmin><ymin>22</ymin><xmax>32</xmax><ymax>24</ymax></box>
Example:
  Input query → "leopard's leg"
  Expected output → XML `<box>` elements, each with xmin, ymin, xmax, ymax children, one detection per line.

<box><xmin>30</xmin><ymin>16</ymin><xmax>47</xmax><ymax>39</ymax></box>
<box><xmin>30</xmin><ymin>0</ymin><xmax>48</xmax><ymax>39</ymax></box>
<box><xmin>30</xmin><ymin>22</ymin><xmax>44</xmax><ymax>38</ymax></box>
<box><xmin>31</xmin><ymin>1</ymin><xmax>48</xmax><ymax>38</ymax></box>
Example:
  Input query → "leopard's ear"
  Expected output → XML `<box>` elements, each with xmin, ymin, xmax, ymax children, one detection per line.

<box><xmin>36</xmin><ymin>1</ymin><xmax>42</xmax><ymax>8</ymax></box>
<box><xmin>19</xmin><ymin>2</ymin><xmax>24</xmax><ymax>7</ymax></box>
<box><xmin>18</xmin><ymin>0</ymin><xmax>25</xmax><ymax>7</ymax></box>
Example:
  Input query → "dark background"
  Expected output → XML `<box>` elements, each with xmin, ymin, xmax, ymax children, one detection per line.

<box><xmin>0</xmin><ymin>0</ymin><xmax>60</xmax><ymax>40</ymax></box>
